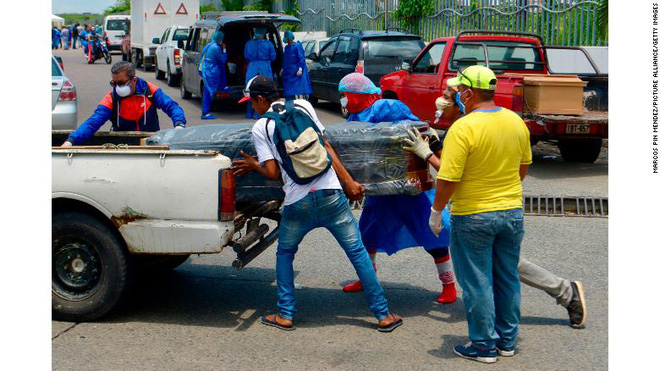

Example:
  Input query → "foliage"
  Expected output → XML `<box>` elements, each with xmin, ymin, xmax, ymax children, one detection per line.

<box><xmin>221</xmin><ymin>0</ymin><xmax>245</xmax><ymax>11</ymax></box>
<box><xmin>244</xmin><ymin>0</ymin><xmax>273</xmax><ymax>11</ymax></box>
<box><xmin>278</xmin><ymin>0</ymin><xmax>301</xmax><ymax>32</ymax></box>
<box><xmin>200</xmin><ymin>4</ymin><xmax>219</xmax><ymax>13</ymax></box>
<box><xmin>596</xmin><ymin>0</ymin><xmax>608</xmax><ymax>41</ymax></box>
<box><xmin>104</xmin><ymin>0</ymin><xmax>130</xmax><ymax>16</ymax></box>
<box><xmin>393</xmin><ymin>0</ymin><xmax>434</xmax><ymax>35</ymax></box>
<box><xmin>58</xmin><ymin>13</ymin><xmax>104</xmax><ymax>26</ymax></box>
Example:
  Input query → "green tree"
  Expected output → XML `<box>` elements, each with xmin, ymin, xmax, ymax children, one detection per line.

<box><xmin>104</xmin><ymin>0</ymin><xmax>130</xmax><ymax>15</ymax></box>
<box><xmin>222</xmin><ymin>0</ymin><xmax>245</xmax><ymax>11</ymax></box>
<box><xmin>596</xmin><ymin>0</ymin><xmax>607</xmax><ymax>42</ymax></box>
<box><xmin>394</xmin><ymin>0</ymin><xmax>434</xmax><ymax>35</ymax></box>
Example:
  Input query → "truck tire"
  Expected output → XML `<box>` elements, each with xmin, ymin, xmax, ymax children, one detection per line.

<box><xmin>131</xmin><ymin>48</ymin><xmax>142</xmax><ymax>68</ymax></box>
<box><xmin>166</xmin><ymin>64</ymin><xmax>179</xmax><ymax>87</ymax></box>
<box><xmin>52</xmin><ymin>211</ymin><xmax>134</xmax><ymax>322</ymax></box>
<box><xmin>558</xmin><ymin>138</ymin><xmax>603</xmax><ymax>163</ymax></box>
<box><xmin>135</xmin><ymin>254</ymin><xmax>190</xmax><ymax>272</ymax></box>
<box><xmin>155</xmin><ymin>60</ymin><xmax>165</xmax><ymax>80</ymax></box>
<box><xmin>180</xmin><ymin>77</ymin><xmax>191</xmax><ymax>99</ymax></box>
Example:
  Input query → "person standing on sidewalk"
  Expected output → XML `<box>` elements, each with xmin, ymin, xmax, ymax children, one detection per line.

<box><xmin>232</xmin><ymin>76</ymin><xmax>402</xmax><ymax>332</ymax></box>
<box><xmin>430</xmin><ymin>65</ymin><xmax>530</xmax><ymax>363</ymax></box>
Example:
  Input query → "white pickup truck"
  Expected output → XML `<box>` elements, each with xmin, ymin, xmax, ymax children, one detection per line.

<box><xmin>154</xmin><ymin>25</ymin><xmax>189</xmax><ymax>87</ymax></box>
<box><xmin>52</xmin><ymin>146</ymin><xmax>280</xmax><ymax>322</ymax></box>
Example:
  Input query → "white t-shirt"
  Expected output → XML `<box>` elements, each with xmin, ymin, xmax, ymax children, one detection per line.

<box><xmin>251</xmin><ymin>99</ymin><xmax>342</xmax><ymax>206</ymax></box>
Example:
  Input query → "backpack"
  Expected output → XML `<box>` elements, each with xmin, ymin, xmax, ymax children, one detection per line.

<box><xmin>262</xmin><ymin>99</ymin><xmax>333</xmax><ymax>185</ymax></box>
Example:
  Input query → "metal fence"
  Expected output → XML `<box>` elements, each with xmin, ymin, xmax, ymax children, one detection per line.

<box><xmin>273</xmin><ymin>0</ymin><xmax>606</xmax><ymax>46</ymax></box>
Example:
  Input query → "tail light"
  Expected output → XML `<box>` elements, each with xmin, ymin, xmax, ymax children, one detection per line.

<box><xmin>512</xmin><ymin>84</ymin><xmax>524</xmax><ymax>114</ymax></box>
<box><xmin>58</xmin><ymin>80</ymin><xmax>77</xmax><ymax>102</ymax></box>
<box><xmin>355</xmin><ymin>59</ymin><xmax>364</xmax><ymax>74</ymax></box>
<box><xmin>174</xmin><ymin>49</ymin><xmax>181</xmax><ymax>66</ymax></box>
<box><xmin>219</xmin><ymin>170</ymin><xmax>236</xmax><ymax>221</ymax></box>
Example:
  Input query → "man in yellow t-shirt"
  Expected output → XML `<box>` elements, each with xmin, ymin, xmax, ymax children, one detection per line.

<box><xmin>429</xmin><ymin>65</ymin><xmax>531</xmax><ymax>363</ymax></box>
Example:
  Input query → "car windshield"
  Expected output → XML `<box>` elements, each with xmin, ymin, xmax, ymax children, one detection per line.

<box><xmin>106</xmin><ymin>19</ymin><xmax>128</xmax><ymax>31</ymax></box>
<box><xmin>173</xmin><ymin>28</ymin><xmax>189</xmax><ymax>41</ymax></box>
<box><xmin>52</xmin><ymin>58</ymin><xmax>62</xmax><ymax>77</ymax></box>
<box><xmin>365</xmin><ymin>38</ymin><xmax>424</xmax><ymax>59</ymax></box>
<box><xmin>451</xmin><ymin>40</ymin><xmax>543</xmax><ymax>71</ymax></box>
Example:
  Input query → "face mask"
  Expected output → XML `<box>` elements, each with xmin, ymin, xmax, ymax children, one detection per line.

<box><xmin>115</xmin><ymin>84</ymin><xmax>132</xmax><ymax>98</ymax></box>
<box><xmin>455</xmin><ymin>90</ymin><xmax>469</xmax><ymax>114</ymax></box>
<box><xmin>435</xmin><ymin>97</ymin><xmax>452</xmax><ymax>110</ymax></box>
<box><xmin>340</xmin><ymin>96</ymin><xmax>348</xmax><ymax>108</ymax></box>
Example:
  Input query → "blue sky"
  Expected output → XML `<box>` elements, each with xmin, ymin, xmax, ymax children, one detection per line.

<box><xmin>53</xmin><ymin>0</ymin><xmax>117</xmax><ymax>14</ymax></box>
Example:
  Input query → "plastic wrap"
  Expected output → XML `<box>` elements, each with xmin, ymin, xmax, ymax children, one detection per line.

<box><xmin>146</xmin><ymin>120</ymin><xmax>431</xmax><ymax>201</ymax></box>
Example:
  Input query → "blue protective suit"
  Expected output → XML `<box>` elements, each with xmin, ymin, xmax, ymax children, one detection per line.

<box><xmin>52</xmin><ymin>28</ymin><xmax>61</xmax><ymax>50</ymax></box>
<box><xmin>350</xmin><ymin>99</ymin><xmax>451</xmax><ymax>255</ymax></box>
<box><xmin>282</xmin><ymin>42</ymin><xmax>312</xmax><ymax>97</ymax></box>
<box><xmin>347</xmin><ymin>99</ymin><xmax>419</xmax><ymax>124</ymax></box>
<box><xmin>199</xmin><ymin>41</ymin><xmax>228</xmax><ymax>116</ymax></box>
<box><xmin>244</xmin><ymin>38</ymin><xmax>276</xmax><ymax>81</ymax></box>
<box><xmin>79</xmin><ymin>30</ymin><xmax>89</xmax><ymax>54</ymax></box>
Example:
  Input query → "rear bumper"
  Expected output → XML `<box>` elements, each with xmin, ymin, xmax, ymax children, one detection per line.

<box><xmin>106</xmin><ymin>44</ymin><xmax>122</xmax><ymax>51</ymax></box>
<box><xmin>52</xmin><ymin>101</ymin><xmax>77</xmax><ymax>130</ymax></box>
<box><xmin>525</xmin><ymin>113</ymin><xmax>608</xmax><ymax>139</ymax></box>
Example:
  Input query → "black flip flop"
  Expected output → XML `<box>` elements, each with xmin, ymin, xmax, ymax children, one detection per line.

<box><xmin>378</xmin><ymin>314</ymin><xmax>403</xmax><ymax>333</ymax></box>
<box><xmin>260</xmin><ymin>314</ymin><xmax>296</xmax><ymax>331</ymax></box>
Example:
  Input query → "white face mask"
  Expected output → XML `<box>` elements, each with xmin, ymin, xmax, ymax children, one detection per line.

<box><xmin>115</xmin><ymin>84</ymin><xmax>132</xmax><ymax>97</ymax></box>
<box><xmin>435</xmin><ymin>97</ymin><xmax>452</xmax><ymax>110</ymax></box>
<box><xmin>340</xmin><ymin>96</ymin><xmax>348</xmax><ymax>108</ymax></box>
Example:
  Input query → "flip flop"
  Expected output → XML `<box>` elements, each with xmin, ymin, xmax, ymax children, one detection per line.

<box><xmin>260</xmin><ymin>314</ymin><xmax>296</xmax><ymax>331</ymax></box>
<box><xmin>378</xmin><ymin>313</ymin><xmax>403</xmax><ymax>333</ymax></box>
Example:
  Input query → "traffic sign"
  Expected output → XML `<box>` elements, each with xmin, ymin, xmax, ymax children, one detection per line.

<box><xmin>176</xmin><ymin>3</ymin><xmax>188</xmax><ymax>15</ymax></box>
<box><xmin>154</xmin><ymin>2</ymin><xmax>166</xmax><ymax>15</ymax></box>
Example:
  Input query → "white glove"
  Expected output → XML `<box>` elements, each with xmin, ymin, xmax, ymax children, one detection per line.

<box><xmin>296</xmin><ymin>67</ymin><xmax>303</xmax><ymax>76</ymax></box>
<box><xmin>428</xmin><ymin>127</ymin><xmax>440</xmax><ymax>141</ymax></box>
<box><xmin>402</xmin><ymin>128</ymin><xmax>433</xmax><ymax>160</ymax></box>
<box><xmin>61</xmin><ymin>141</ymin><xmax>73</xmax><ymax>147</ymax></box>
<box><xmin>429</xmin><ymin>207</ymin><xmax>443</xmax><ymax>236</ymax></box>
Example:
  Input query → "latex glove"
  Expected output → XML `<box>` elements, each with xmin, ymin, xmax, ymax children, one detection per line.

<box><xmin>296</xmin><ymin>67</ymin><xmax>303</xmax><ymax>77</ymax></box>
<box><xmin>61</xmin><ymin>140</ymin><xmax>73</xmax><ymax>147</ymax></box>
<box><xmin>429</xmin><ymin>207</ymin><xmax>443</xmax><ymax>236</ymax></box>
<box><xmin>402</xmin><ymin>128</ymin><xmax>433</xmax><ymax>161</ymax></box>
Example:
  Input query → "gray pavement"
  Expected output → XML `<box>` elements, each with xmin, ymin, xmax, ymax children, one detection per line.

<box><xmin>52</xmin><ymin>48</ymin><xmax>608</xmax><ymax>370</ymax></box>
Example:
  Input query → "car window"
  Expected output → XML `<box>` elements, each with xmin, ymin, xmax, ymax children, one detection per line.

<box><xmin>319</xmin><ymin>38</ymin><xmax>337</xmax><ymax>60</ymax></box>
<box><xmin>451</xmin><ymin>41</ymin><xmax>542</xmax><ymax>71</ymax></box>
<box><xmin>332</xmin><ymin>37</ymin><xmax>359</xmax><ymax>65</ymax></box>
<box><xmin>196</xmin><ymin>28</ymin><xmax>209</xmax><ymax>52</ymax></box>
<box><xmin>106</xmin><ymin>19</ymin><xmax>128</xmax><ymax>31</ymax></box>
<box><xmin>161</xmin><ymin>28</ymin><xmax>169</xmax><ymax>43</ymax></box>
<box><xmin>173</xmin><ymin>28</ymin><xmax>189</xmax><ymax>41</ymax></box>
<box><xmin>364</xmin><ymin>38</ymin><xmax>424</xmax><ymax>60</ymax></box>
<box><xmin>412</xmin><ymin>42</ymin><xmax>446</xmax><ymax>74</ymax></box>
<box><xmin>52</xmin><ymin>58</ymin><xmax>62</xmax><ymax>77</ymax></box>
<box><xmin>186</xmin><ymin>28</ymin><xmax>198</xmax><ymax>51</ymax></box>
<box><xmin>319</xmin><ymin>41</ymin><xmax>328</xmax><ymax>50</ymax></box>
<box><xmin>304</xmin><ymin>41</ymin><xmax>315</xmax><ymax>56</ymax></box>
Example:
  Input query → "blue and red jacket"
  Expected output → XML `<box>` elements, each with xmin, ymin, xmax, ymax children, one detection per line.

<box><xmin>67</xmin><ymin>78</ymin><xmax>186</xmax><ymax>145</ymax></box>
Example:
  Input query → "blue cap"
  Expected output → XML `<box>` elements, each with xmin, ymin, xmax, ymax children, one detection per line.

<box><xmin>254</xmin><ymin>27</ymin><xmax>267</xmax><ymax>38</ymax></box>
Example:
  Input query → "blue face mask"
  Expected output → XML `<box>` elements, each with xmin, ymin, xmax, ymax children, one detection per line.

<box><xmin>455</xmin><ymin>90</ymin><xmax>469</xmax><ymax>114</ymax></box>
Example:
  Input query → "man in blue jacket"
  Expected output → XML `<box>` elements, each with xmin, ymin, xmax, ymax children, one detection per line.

<box><xmin>62</xmin><ymin>62</ymin><xmax>186</xmax><ymax>146</ymax></box>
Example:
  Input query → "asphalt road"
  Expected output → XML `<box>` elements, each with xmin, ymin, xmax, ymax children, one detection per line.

<box><xmin>52</xmin><ymin>48</ymin><xmax>608</xmax><ymax>370</ymax></box>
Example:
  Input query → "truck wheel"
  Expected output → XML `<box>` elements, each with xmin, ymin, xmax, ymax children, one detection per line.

<box><xmin>135</xmin><ymin>254</ymin><xmax>190</xmax><ymax>272</ymax></box>
<box><xmin>558</xmin><ymin>138</ymin><xmax>603</xmax><ymax>163</ymax></box>
<box><xmin>180</xmin><ymin>77</ymin><xmax>191</xmax><ymax>99</ymax></box>
<box><xmin>52</xmin><ymin>211</ymin><xmax>134</xmax><ymax>322</ymax></box>
<box><xmin>166</xmin><ymin>64</ymin><xmax>179</xmax><ymax>87</ymax></box>
<box><xmin>155</xmin><ymin>61</ymin><xmax>165</xmax><ymax>80</ymax></box>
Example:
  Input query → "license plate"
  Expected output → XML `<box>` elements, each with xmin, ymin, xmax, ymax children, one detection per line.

<box><xmin>565</xmin><ymin>124</ymin><xmax>590</xmax><ymax>134</ymax></box>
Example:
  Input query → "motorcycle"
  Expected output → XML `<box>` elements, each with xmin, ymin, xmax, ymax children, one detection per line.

<box><xmin>87</xmin><ymin>36</ymin><xmax>112</xmax><ymax>65</ymax></box>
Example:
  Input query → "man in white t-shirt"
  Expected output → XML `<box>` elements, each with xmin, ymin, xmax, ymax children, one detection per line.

<box><xmin>233</xmin><ymin>76</ymin><xmax>402</xmax><ymax>332</ymax></box>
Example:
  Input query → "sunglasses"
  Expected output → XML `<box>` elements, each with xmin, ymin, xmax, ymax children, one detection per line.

<box><xmin>109</xmin><ymin>78</ymin><xmax>134</xmax><ymax>88</ymax></box>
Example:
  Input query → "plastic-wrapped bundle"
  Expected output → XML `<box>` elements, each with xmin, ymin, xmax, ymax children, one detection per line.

<box><xmin>146</xmin><ymin>121</ymin><xmax>432</xmax><ymax>201</ymax></box>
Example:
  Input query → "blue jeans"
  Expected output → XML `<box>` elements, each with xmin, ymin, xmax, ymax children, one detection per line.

<box><xmin>277</xmin><ymin>189</ymin><xmax>389</xmax><ymax>320</ymax></box>
<box><xmin>450</xmin><ymin>208</ymin><xmax>524</xmax><ymax>350</ymax></box>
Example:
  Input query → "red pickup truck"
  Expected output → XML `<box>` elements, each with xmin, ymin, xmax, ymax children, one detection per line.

<box><xmin>380</xmin><ymin>30</ymin><xmax>608</xmax><ymax>163</ymax></box>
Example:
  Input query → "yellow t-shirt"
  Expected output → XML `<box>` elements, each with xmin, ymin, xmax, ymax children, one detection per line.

<box><xmin>437</xmin><ymin>107</ymin><xmax>532</xmax><ymax>215</ymax></box>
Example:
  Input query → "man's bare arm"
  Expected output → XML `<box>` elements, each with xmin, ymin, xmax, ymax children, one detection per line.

<box><xmin>519</xmin><ymin>164</ymin><xmax>530</xmax><ymax>182</ymax></box>
<box><xmin>432</xmin><ymin>179</ymin><xmax>458</xmax><ymax>212</ymax></box>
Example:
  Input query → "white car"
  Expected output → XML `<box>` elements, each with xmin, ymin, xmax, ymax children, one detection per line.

<box><xmin>52</xmin><ymin>56</ymin><xmax>77</xmax><ymax>130</ymax></box>
<box><xmin>103</xmin><ymin>14</ymin><xmax>130</xmax><ymax>52</ymax></box>
<box><xmin>154</xmin><ymin>25</ymin><xmax>189</xmax><ymax>87</ymax></box>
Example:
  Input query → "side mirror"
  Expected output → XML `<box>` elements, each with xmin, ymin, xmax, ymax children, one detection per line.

<box><xmin>152</xmin><ymin>37</ymin><xmax>160</xmax><ymax>44</ymax></box>
<box><xmin>177</xmin><ymin>39</ymin><xmax>185</xmax><ymax>49</ymax></box>
<box><xmin>401</xmin><ymin>61</ymin><xmax>411</xmax><ymax>71</ymax></box>
<box><xmin>309</xmin><ymin>52</ymin><xmax>318</xmax><ymax>61</ymax></box>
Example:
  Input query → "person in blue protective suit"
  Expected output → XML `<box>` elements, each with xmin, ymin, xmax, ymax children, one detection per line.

<box><xmin>61</xmin><ymin>62</ymin><xmax>186</xmax><ymax>147</ymax></box>
<box><xmin>52</xmin><ymin>27</ymin><xmax>61</xmax><ymax>50</ymax></box>
<box><xmin>198</xmin><ymin>30</ymin><xmax>229</xmax><ymax>120</ymax></box>
<box><xmin>244</xmin><ymin>27</ymin><xmax>276</xmax><ymax>119</ymax></box>
<box><xmin>281</xmin><ymin>30</ymin><xmax>312</xmax><ymax>99</ymax></box>
<box><xmin>337</xmin><ymin>73</ymin><xmax>457</xmax><ymax>305</ymax></box>
<box><xmin>79</xmin><ymin>25</ymin><xmax>90</xmax><ymax>56</ymax></box>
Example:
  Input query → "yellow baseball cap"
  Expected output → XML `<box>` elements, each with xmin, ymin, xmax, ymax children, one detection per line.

<box><xmin>446</xmin><ymin>65</ymin><xmax>497</xmax><ymax>90</ymax></box>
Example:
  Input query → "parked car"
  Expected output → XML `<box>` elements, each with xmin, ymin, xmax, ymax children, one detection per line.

<box><xmin>154</xmin><ymin>25</ymin><xmax>190</xmax><ymax>86</ymax></box>
<box><xmin>306</xmin><ymin>29</ymin><xmax>425</xmax><ymax>116</ymax></box>
<box><xmin>301</xmin><ymin>38</ymin><xmax>329</xmax><ymax>58</ymax></box>
<box><xmin>379</xmin><ymin>30</ymin><xmax>608</xmax><ymax>163</ymax></box>
<box><xmin>180</xmin><ymin>12</ymin><xmax>301</xmax><ymax>104</ymax></box>
<box><xmin>52</xmin><ymin>55</ymin><xmax>77</xmax><ymax>130</ymax></box>
<box><xmin>103</xmin><ymin>14</ymin><xmax>130</xmax><ymax>52</ymax></box>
